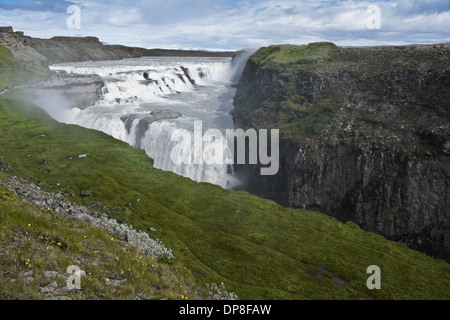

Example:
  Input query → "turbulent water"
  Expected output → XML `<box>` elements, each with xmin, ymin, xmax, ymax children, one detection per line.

<box><xmin>48</xmin><ymin>53</ymin><xmax>252</xmax><ymax>189</ymax></box>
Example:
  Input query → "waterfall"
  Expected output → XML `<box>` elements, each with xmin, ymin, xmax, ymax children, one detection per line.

<box><xmin>230</xmin><ymin>49</ymin><xmax>257</xmax><ymax>83</ymax></box>
<box><xmin>48</xmin><ymin>54</ymin><xmax>254</xmax><ymax>189</ymax></box>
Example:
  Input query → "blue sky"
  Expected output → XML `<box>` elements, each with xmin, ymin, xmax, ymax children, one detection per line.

<box><xmin>1</xmin><ymin>0</ymin><xmax>449</xmax><ymax>50</ymax></box>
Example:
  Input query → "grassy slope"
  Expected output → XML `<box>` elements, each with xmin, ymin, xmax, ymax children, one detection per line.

<box><xmin>0</xmin><ymin>177</ymin><xmax>204</xmax><ymax>300</ymax></box>
<box><xmin>0</xmin><ymin>45</ymin><xmax>49</xmax><ymax>91</ymax></box>
<box><xmin>249</xmin><ymin>42</ymin><xmax>339</xmax><ymax>70</ymax></box>
<box><xmin>0</xmin><ymin>91</ymin><xmax>449</xmax><ymax>300</ymax></box>
<box><xmin>0</xmin><ymin>45</ymin><xmax>29</xmax><ymax>90</ymax></box>
<box><xmin>1</xmin><ymin>43</ymin><xmax>450</xmax><ymax>299</ymax></box>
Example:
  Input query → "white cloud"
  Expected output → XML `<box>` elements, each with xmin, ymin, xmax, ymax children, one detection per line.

<box><xmin>1</xmin><ymin>0</ymin><xmax>449</xmax><ymax>49</ymax></box>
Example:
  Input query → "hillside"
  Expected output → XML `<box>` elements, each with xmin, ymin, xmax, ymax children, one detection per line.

<box><xmin>1</xmin><ymin>34</ymin><xmax>450</xmax><ymax>300</ymax></box>
<box><xmin>0</xmin><ymin>172</ymin><xmax>210</xmax><ymax>300</ymax></box>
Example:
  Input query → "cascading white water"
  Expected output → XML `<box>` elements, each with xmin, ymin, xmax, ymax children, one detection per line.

<box><xmin>48</xmin><ymin>54</ymin><xmax>251</xmax><ymax>189</ymax></box>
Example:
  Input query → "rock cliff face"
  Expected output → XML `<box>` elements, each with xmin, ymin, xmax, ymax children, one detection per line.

<box><xmin>233</xmin><ymin>43</ymin><xmax>450</xmax><ymax>261</ymax></box>
<box><xmin>30</xmin><ymin>71</ymin><xmax>105</xmax><ymax>109</ymax></box>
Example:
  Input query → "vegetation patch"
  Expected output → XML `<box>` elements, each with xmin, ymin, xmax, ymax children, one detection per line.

<box><xmin>250</xmin><ymin>42</ymin><xmax>339</xmax><ymax>71</ymax></box>
<box><xmin>0</xmin><ymin>45</ymin><xmax>49</xmax><ymax>90</ymax></box>
<box><xmin>0</xmin><ymin>178</ymin><xmax>207</xmax><ymax>300</ymax></box>
<box><xmin>0</xmin><ymin>90</ymin><xmax>449</xmax><ymax>299</ymax></box>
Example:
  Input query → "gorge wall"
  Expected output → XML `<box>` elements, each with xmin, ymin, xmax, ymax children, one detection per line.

<box><xmin>233</xmin><ymin>43</ymin><xmax>450</xmax><ymax>261</ymax></box>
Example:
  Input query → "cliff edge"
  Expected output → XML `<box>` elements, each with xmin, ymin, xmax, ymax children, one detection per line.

<box><xmin>233</xmin><ymin>42</ymin><xmax>450</xmax><ymax>261</ymax></box>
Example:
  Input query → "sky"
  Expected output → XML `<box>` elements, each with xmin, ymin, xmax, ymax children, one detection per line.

<box><xmin>0</xmin><ymin>0</ymin><xmax>449</xmax><ymax>50</ymax></box>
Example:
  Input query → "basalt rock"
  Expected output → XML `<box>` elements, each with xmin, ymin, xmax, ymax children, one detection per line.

<box><xmin>233</xmin><ymin>43</ymin><xmax>450</xmax><ymax>261</ymax></box>
<box><xmin>120</xmin><ymin>110</ymin><xmax>182</xmax><ymax>145</ymax></box>
<box><xmin>30</xmin><ymin>72</ymin><xmax>105</xmax><ymax>110</ymax></box>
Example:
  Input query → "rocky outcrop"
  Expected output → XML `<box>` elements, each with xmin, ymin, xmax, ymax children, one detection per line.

<box><xmin>233</xmin><ymin>43</ymin><xmax>450</xmax><ymax>261</ymax></box>
<box><xmin>0</xmin><ymin>26</ymin><xmax>14</xmax><ymax>33</ymax></box>
<box><xmin>0</xmin><ymin>173</ymin><xmax>173</xmax><ymax>260</ymax></box>
<box><xmin>30</xmin><ymin>71</ymin><xmax>105</xmax><ymax>109</ymax></box>
<box><xmin>121</xmin><ymin>110</ymin><xmax>182</xmax><ymax>144</ymax></box>
<box><xmin>180</xmin><ymin>66</ymin><xmax>196</xmax><ymax>85</ymax></box>
<box><xmin>50</xmin><ymin>36</ymin><xmax>101</xmax><ymax>44</ymax></box>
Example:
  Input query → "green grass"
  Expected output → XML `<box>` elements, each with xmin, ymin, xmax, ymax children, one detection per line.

<box><xmin>250</xmin><ymin>42</ymin><xmax>338</xmax><ymax>71</ymax></box>
<box><xmin>1</xmin><ymin>90</ymin><xmax>449</xmax><ymax>300</ymax></box>
<box><xmin>0</xmin><ymin>177</ymin><xmax>205</xmax><ymax>300</ymax></box>
<box><xmin>0</xmin><ymin>45</ymin><xmax>49</xmax><ymax>90</ymax></box>
<box><xmin>271</xmin><ymin>87</ymin><xmax>341</xmax><ymax>142</ymax></box>
<box><xmin>0</xmin><ymin>45</ymin><xmax>28</xmax><ymax>90</ymax></box>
